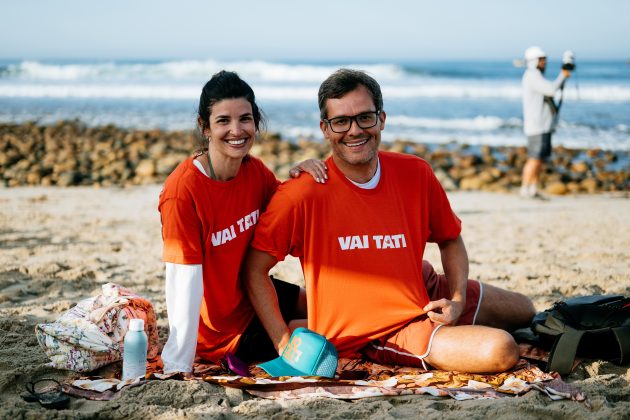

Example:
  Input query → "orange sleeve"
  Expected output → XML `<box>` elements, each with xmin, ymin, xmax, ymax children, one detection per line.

<box><xmin>160</xmin><ymin>196</ymin><xmax>204</xmax><ymax>264</ymax></box>
<box><xmin>251</xmin><ymin>182</ymin><xmax>303</xmax><ymax>262</ymax></box>
<box><xmin>426</xmin><ymin>165</ymin><xmax>461</xmax><ymax>243</ymax></box>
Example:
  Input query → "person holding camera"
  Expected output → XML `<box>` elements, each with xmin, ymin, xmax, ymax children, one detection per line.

<box><xmin>520</xmin><ymin>46</ymin><xmax>572</xmax><ymax>198</ymax></box>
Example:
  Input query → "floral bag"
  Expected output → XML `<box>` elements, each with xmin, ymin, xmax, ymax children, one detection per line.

<box><xmin>35</xmin><ymin>283</ymin><xmax>160</xmax><ymax>372</ymax></box>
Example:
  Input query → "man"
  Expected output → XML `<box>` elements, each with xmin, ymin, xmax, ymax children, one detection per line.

<box><xmin>520</xmin><ymin>46</ymin><xmax>571</xmax><ymax>198</ymax></box>
<box><xmin>244</xmin><ymin>69</ymin><xmax>535</xmax><ymax>373</ymax></box>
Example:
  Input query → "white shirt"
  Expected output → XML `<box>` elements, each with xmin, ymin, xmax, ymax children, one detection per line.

<box><xmin>522</xmin><ymin>67</ymin><xmax>567</xmax><ymax>136</ymax></box>
<box><xmin>161</xmin><ymin>263</ymin><xmax>202</xmax><ymax>373</ymax></box>
<box><xmin>349</xmin><ymin>158</ymin><xmax>381</xmax><ymax>189</ymax></box>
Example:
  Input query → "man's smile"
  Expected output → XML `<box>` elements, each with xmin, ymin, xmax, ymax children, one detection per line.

<box><xmin>342</xmin><ymin>138</ymin><xmax>369</xmax><ymax>148</ymax></box>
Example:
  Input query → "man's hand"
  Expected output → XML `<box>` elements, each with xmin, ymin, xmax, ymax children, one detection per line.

<box><xmin>276</xmin><ymin>330</ymin><xmax>292</xmax><ymax>356</ymax></box>
<box><xmin>435</xmin><ymin>235</ymin><xmax>468</xmax><ymax>325</ymax></box>
<box><xmin>243</xmin><ymin>248</ymin><xmax>292</xmax><ymax>356</ymax></box>
<box><xmin>423</xmin><ymin>298</ymin><xmax>465</xmax><ymax>325</ymax></box>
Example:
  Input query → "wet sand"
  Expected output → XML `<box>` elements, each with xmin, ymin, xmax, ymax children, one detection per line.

<box><xmin>0</xmin><ymin>185</ymin><xmax>628</xmax><ymax>418</ymax></box>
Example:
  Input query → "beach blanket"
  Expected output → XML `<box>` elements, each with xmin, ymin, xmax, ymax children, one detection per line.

<box><xmin>201</xmin><ymin>358</ymin><xmax>586</xmax><ymax>402</ymax></box>
<box><xmin>63</xmin><ymin>350</ymin><xmax>588</xmax><ymax>405</ymax></box>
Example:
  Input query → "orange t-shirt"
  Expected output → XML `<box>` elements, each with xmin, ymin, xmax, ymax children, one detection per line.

<box><xmin>158</xmin><ymin>156</ymin><xmax>278</xmax><ymax>363</ymax></box>
<box><xmin>251</xmin><ymin>151</ymin><xmax>461</xmax><ymax>356</ymax></box>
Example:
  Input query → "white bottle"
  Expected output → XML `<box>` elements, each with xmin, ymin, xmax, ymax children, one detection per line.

<box><xmin>122</xmin><ymin>318</ymin><xmax>148</xmax><ymax>381</ymax></box>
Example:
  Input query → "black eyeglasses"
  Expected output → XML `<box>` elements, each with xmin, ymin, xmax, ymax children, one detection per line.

<box><xmin>323</xmin><ymin>111</ymin><xmax>381</xmax><ymax>133</ymax></box>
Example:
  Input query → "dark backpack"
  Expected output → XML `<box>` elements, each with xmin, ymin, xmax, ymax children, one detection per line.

<box><xmin>531</xmin><ymin>294</ymin><xmax>630</xmax><ymax>375</ymax></box>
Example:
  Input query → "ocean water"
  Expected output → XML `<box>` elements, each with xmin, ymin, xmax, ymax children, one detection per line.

<box><xmin>1</xmin><ymin>58</ymin><xmax>629</xmax><ymax>151</ymax></box>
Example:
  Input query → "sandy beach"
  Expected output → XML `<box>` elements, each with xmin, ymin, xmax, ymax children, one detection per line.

<box><xmin>1</xmin><ymin>0</ymin><xmax>629</xmax><ymax>416</ymax></box>
<box><xmin>0</xmin><ymin>184</ymin><xmax>628</xmax><ymax>419</ymax></box>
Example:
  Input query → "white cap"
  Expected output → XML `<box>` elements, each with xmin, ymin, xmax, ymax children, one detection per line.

<box><xmin>129</xmin><ymin>318</ymin><xmax>145</xmax><ymax>331</ymax></box>
<box><xmin>525</xmin><ymin>46</ymin><xmax>547</xmax><ymax>61</ymax></box>
<box><xmin>524</xmin><ymin>46</ymin><xmax>546</xmax><ymax>61</ymax></box>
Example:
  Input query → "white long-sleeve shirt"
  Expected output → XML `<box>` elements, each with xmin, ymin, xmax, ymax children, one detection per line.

<box><xmin>161</xmin><ymin>262</ymin><xmax>203</xmax><ymax>373</ymax></box>
<box><xmin>160</xmin><ymin>158</ymin><xmax>208</xmax><ymax>374</ymax></box>
<box><xmin>522</xmin><ymin>67</ymin><xmax>567</xmax><ymax>136</ymax></box>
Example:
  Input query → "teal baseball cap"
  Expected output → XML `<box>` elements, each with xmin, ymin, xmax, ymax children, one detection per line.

<box><xmin>257</xmin><ymin>327</ymin><xmax>338</xmax><ymax>378</ymax></box>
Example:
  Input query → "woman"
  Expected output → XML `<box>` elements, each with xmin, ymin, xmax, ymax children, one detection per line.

<box><xmin>158</xmin><ymin>70</ymin><xmax>326</xmax><ymax>374</ymax></box>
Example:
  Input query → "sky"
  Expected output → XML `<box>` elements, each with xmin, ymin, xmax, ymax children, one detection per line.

<box><xmin>2</xmin><ymin>0</ymin><xmax>629</xmax><ymax>62</ymax></box>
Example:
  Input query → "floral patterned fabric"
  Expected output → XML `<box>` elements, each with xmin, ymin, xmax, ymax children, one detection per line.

<box><xmin>63</xmin><ymin>358</ymin><xmax>588</xmax><ymax>405</ymax></box>
<box><xmin>36</xmin><ymin>283</ymin><xmax>159</xmax><ymax>372</ymax></box>
<box><xmin>237</xmin><ymin>359</ymin><xmax>587</xmax><ymax>402</ymax></box>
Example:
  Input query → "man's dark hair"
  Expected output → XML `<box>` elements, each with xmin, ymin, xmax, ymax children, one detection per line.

<box><xmin>318</xmin><ymin>69</ymin><xmax>383</xmax><ymax>120</ymax></box>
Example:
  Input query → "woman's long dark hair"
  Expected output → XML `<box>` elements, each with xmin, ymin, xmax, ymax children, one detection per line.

<box><xmin>195</xmin><ymin>70</ymin><xmax>266</xmax><ymax>153</ymax></box>
<box><xmin>197</xmin><ymin>70</ymin><xmax>265</xmax><ymax>132</ymax></box>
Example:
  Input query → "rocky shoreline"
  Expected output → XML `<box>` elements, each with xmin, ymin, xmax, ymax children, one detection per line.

<box><xmin>1</xmin><ymin>120</ymin><xmax>628</xmax><ymax>194</ymax></box>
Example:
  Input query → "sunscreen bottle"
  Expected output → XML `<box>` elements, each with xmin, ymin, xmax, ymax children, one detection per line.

<box><xmin>122</xmin><ymin>318</ymin><xmax>148</xmax><ymax>380</ymax></box>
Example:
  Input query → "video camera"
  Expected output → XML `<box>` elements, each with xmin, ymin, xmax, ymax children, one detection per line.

<box><xmin>562</xmin><ymin>50</ymin><xmax>576</xmax><ymax>71</ymax></box>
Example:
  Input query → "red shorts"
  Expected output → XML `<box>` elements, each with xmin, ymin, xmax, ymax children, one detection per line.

<box><xmin>362</xmin><ymin>261</ymin><xmax>482</xmax><ymax>368</ymax></box>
